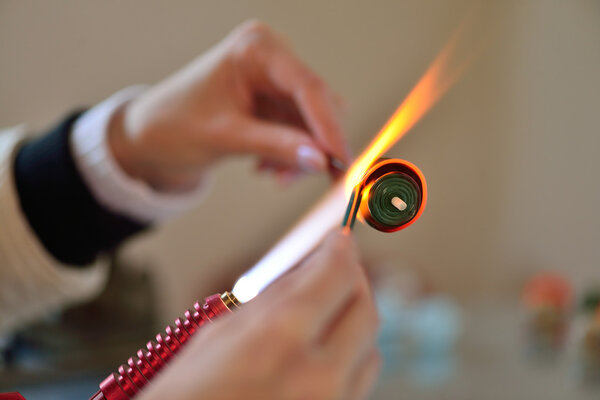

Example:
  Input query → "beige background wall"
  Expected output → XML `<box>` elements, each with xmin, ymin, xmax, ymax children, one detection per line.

<box><xmin>1</xmin><ymin>0</ymin><xmax>598</xmax><ymax>320</ymax></box>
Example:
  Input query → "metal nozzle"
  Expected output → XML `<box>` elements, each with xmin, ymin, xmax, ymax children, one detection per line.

<box><xmin>221</xmin><ymin>291</ymin><xmax>241</xmax><ymax>310</ymax></box>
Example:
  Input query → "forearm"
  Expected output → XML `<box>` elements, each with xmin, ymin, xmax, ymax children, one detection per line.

<box><xmin>13</xmin><ymin>111</ymin><xmax>148</xmax><ymax>266</ymax></box>
<box><xmin>0</xmin><ymin>89</ymin><xmax>210</xmax><ymax>334</ymax></box>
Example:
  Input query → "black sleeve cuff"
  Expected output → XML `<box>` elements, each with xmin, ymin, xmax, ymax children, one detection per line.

<box><xmin>13</xmin><ymin>111</ymin><xmax>149</xmax><ymax>266</ymax></box>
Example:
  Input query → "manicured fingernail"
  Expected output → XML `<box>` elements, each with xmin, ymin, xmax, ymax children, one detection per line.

<box><xmin>297</xmin><ymin>145</ymin><xmax>326</xmax><ymax>173</ymax></box>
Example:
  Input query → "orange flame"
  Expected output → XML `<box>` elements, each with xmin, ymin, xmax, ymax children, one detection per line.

<box><xmin>345</xmin><ymin>32</ymin><xmax>465</xmax><ymax>194</ymax></box>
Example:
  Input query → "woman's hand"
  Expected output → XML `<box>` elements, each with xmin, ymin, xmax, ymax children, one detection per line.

<box><xmin>137</xmin><ymin>230</ymin><xmax>380</xmax><ymax>400</ymax></box>
<box><xmin>109</xmin><ymin>20</ymin><xmax>350</xmax><ymax>192</ymax></box>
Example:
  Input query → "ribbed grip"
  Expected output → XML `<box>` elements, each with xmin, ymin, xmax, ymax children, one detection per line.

<box><xmin>90</xmin><ymin>293</ymin><xmax>235</xmax><ymax>400</ymax></box>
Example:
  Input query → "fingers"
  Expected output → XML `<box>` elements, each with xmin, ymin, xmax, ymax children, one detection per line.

<box><xmin>322</xmin><ymin>271</ymin><xmax>379</xmax><ymax>373</ymax></box>
<box><xmin>231</xmin><ymin>117</ymin><xmax>327</xmax><ymax>172</ymax></box>
<box><xmin>253</xmin><ymin>93</ymin><xmax>308</xmax><ymax>130</ymax></box>
<box><xmin>232</xmin><ymin>21</ymin><xmax>352</xmax><ymax>166</ymax></box>
<box><xmin>345</xmin><ymin>349</ymin><xmax>382</xmax><ymax>400</ymax></box>
<box><xmin>236</xmin><ymin>227</ymin><xmax>379</xmax><ymax>399</ymax></box>
<box><xmin>267</xmin><ymin>54</ymin><xmax>351</xmax><ymax>164</ymax></box>
<box><xmin>269</xmin><ymin>229</ymin><xmax>362</xmax><ymax>340</ymax></box>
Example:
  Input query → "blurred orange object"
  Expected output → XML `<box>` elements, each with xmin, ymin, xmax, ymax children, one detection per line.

<box><xmin>522</xmin><ymin>273</ymin><xmax>573</xmax><ymax>353</ymax></box>
<box><xmin>523</xmin><ymin>273</ymin><xmax>573</xmax><ymax>311</ymax></box>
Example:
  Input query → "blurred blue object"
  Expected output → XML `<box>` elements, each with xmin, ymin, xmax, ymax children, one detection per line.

<box><xmin>376</xmin><ymin>286</ymin><xmax>462</xmax><ymax>386</ymax></box>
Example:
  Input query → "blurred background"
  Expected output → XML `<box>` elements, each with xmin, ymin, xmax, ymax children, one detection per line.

<box><xmin>1</xmin><ymin>0</ymin><xmax>599</xmax><ymax>399</ymax></box>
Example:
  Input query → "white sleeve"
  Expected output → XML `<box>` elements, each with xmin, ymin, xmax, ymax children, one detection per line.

<box><xmin>70</xmin><ymin>86</ymin><xmax>211</xmax><ymax>224</ymax></box>
<box><xmin>0</xmin><ymin>127</ymin><xmax>108</xmax><ymax>336</ymax></box>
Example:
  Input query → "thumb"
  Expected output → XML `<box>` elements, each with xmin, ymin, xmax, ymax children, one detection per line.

<box><xmin>231</xmin><ymin>117</ymin><xmax>328</xmax><ymax>173</ymax></box>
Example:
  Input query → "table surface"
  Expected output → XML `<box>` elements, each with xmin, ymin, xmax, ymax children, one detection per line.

<box><xmin>372</xmin><ymin>302</ymin><xmax>600</xmax><ymax>400</ymax></box>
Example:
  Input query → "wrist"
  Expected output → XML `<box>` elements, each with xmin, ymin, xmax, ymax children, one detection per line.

<box><xmin>72</xmin><ymin>86</ymin><xmax>212</xmax><ymax>223</ymax></box>
<box><xmin>108</xmin><ymin>103</ymin><xmax>205</xmax><ymax>194</ymax></box>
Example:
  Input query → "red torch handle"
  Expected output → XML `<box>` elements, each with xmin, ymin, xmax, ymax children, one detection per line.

<box><xmin>89</xmin><ymin>292</ymin><xmax>238</xmax><ymax>400</ymax></box>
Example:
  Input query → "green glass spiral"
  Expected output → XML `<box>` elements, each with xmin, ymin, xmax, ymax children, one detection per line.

<box><xmin>367</xmin><ymin>173</ymin><xmax>420</xmax><ymax>228</ymax></box>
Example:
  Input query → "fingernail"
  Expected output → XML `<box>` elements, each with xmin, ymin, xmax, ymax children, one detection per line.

<box><xmin>297</xmin><ymin>145</ymin><xmax>326</xmax><ymax>173</ymax></box>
